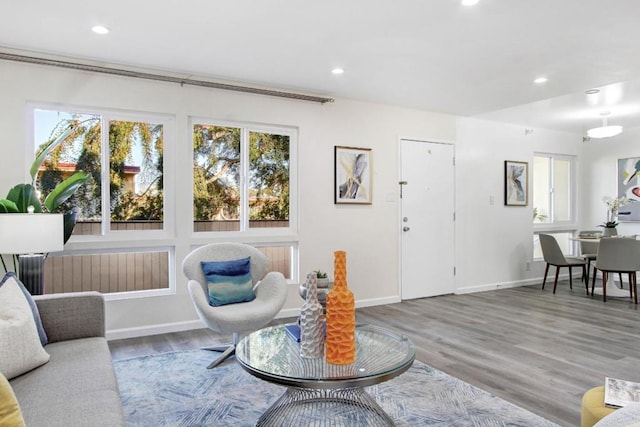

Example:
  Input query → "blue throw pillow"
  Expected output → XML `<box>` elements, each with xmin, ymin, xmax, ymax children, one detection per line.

<box><xmin>201</xmin><ymin>257</ymin><xmax>255</xmax><ymax>307</ymax></box>
<box><xmin>1</xmin><ymin>272</ymin><xmax>48</xmax><ymax>346</ymax></box>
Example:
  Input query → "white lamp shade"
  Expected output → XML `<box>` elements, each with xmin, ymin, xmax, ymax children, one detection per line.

<box><xmin>587</xmin><ymin>125</ymin><xmax>623</xmax><ymax>139</ymax></box>
<box><xmin>0</xmin><ymin>214</ymin><xmax>64</xmax><ymax>254</ymax></box>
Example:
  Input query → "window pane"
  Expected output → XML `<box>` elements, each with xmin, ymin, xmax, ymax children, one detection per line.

<box><xmin>43</xmin><ymin>251</ymin><xmax>170</xmax><ymax>294</ymax></box>
<box><xmin>249</xmin><ymin>131</ymin><xmax>290</xmax><ymax>228</ymax></box>
<box><xmin>193</xmin><ymin>125</ymin><xmax>241</xmax><ymax>232</ymax></box>
<box><xmin>532</xmin><ymin>156</ymin><xmax>550</xmax><ymax>223</ymax></box>
<box><xmin>109</xmin><ymin>120</ymin><xmax>164</xmax><ymax>230</ymax></box>
<box><xmin>553</xmin><ymin>159</ymin><xmax>571</xmax><ymax>222</ymax></box>
<box><xmin>34</xmin><ymin>109</ymin><xmax>103</xmax><ymax>235</ymax></box>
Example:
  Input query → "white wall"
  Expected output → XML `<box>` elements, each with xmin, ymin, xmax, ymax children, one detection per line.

<box><xmin>581</xmin><ymin>128</ymin><xmax>640</xmax><ymax>236</ymax></box>
<box><xmin>0</xmin><ymin>60</ymin><xmax>457</xmax><ymax>338</ymax></box>
<box><xmin>455</xmin><ymin>118</ymin><xmax>581</xmax><ymax>291</ymax></box>
<box><xmin>2</xmin><ymin>60</ymin><xmax>600</xmax><ymax>338</ymax></box>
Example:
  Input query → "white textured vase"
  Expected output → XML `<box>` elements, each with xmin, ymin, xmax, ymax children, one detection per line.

<box><xmin>300</xmin><ymin>273</ymin><xmax>325</xmax><ymax>358</ymax></box>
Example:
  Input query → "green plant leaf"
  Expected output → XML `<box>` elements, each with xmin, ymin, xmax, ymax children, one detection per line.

<box><xmin>30</xmin><ymin>126</ymin><xmax>74</xmax><ymax>184</ymax></box>
<box><xmin>6</xmin><ymin>184</ymin><xmax>42</xmax><ymax>213</ymax></box>
<box><xmin>44</xmin><ymin>172</ymin><xmax>91</xmax><ymax>212</ymax></box>
<box><xmin>0</xmin><ymin>199</ymin><xmax>19</xmax><ymax>213</ymax></box>
<box><xmin>62</xmin><ymin>210</ymin><xmax>78</xmax><ymax>245</ymax></box>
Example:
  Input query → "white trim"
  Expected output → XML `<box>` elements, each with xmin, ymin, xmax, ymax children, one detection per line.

<box><xmin>30</xmin><ymin>103</ymin><xmax>176</xmax><ymax>244</ymax></box>
<box><xmin>455</xmin><ymin>276</ymin><xmax>576</xmax><ymax>294</ymax></box>
<box><xmin>456</xmin><ymin>278</ymin><xmax>537</xmax><ymax>294</ymax></box>
<box><xmin>106</xmin><ymin>295</ymin><xmax>403</xmax><ymax>340</ymax></box>
<box><xmin>106</xmin><ymin>319</ymin><xmax>205</xmax><ymax>341</ymax></box>
<box><xmin>355</xmin><ymin>296</ymin><xmax>402</xmax><ymax>308</ymax></box>
<box><xmin>188</xmin><ymin>116</ymin><xmax>299</xmax><ymax>238</ymax></box>
<box><xmin>533</xmin><ymin>152</ymin><xmax>577</xmax><ymax>227</ymax></box>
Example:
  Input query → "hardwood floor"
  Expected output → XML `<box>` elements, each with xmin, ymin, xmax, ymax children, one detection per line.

<box><xmin>109</xmin><ymin>281</ymin><xmax>640</xmax><ymax>426</ymax></box>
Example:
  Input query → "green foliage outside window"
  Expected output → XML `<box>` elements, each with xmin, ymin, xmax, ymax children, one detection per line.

<box><xmin>36</xmin><ymin>111</ymin><xmax>164</xmax><ymax>224</ymax></box>
<box><xmin>193</xmin><ymin>125</ymin><xmax>289</xmax><ymax>223</ymax></box>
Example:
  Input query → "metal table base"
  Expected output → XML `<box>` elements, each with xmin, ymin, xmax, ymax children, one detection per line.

<box><xmin>257</xmin><ymin>386</ymin><xmax>394</xmax><ymax>427</ymax></box>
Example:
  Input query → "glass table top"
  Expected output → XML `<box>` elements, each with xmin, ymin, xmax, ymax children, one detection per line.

<box><xmin>236</xmin><ymin>324</ymin><xmax>415</xmax><ymax>389</ymax></box>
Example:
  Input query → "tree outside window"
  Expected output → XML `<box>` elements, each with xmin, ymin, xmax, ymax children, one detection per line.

<box><xmin>192</xmin><ymin>124</ymin><xmax>290</xmax><ymax>232</ymax></box>
<box><xmin>34</xmin><ymin>109</ymin><xmax>164</xmax><ymax>234</ymax></box>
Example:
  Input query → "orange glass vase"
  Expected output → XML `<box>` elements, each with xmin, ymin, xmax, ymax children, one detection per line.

<box><xmin>325</xmin><ymin>250</ymin><xmax>356</xmax><ymax>364</ymax></box>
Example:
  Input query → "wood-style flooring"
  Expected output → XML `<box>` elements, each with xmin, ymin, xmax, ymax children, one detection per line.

<box><xmin>109</xmin><ymin>280</ymin><xmax>640</xmax><ymax>427</ymax></box>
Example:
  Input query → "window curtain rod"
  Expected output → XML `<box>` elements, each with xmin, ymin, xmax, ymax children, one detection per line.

<box><xmin>0</xmin><ymin>51</ymin><xmax>335</xmax><ymax>104</ymax></box>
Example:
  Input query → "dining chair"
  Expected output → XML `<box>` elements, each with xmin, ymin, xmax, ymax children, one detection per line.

<box><xmin>578</xmin><ymin>230</ymin><xmax>601</xmax><ymax>284</ymax></box>
<box><xmin>539</xmin><ymin>234</ymin><xmax>588</xmax><ymax>294</ymax></box>
<box><xmin>590</xmin><ymin>237</ymin><xmax>640</xmax><ymax>303</ymax></box>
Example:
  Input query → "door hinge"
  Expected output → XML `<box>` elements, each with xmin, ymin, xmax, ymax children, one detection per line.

<box><xmin>453</xmin><ymin>212</ymin><xmax>456</xmax><ymax>221</ymax></box>
<box><xmin>453</xmin><ymin>266</ymin><xmax>456</xmax><ymax>276</ymax></box>
<box><xmin>453</xmin><ymin>156</ymin><xmax>455</xmax><ymax>166</ymax></box>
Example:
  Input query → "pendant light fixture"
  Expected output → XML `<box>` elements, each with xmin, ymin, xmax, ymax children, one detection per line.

<box><xmin>587</xmin><ymin>111</ymin><xmax>623</xmax><ymax>139</ymax></box>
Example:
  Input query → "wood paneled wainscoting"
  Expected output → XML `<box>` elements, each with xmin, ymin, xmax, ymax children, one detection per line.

<box><xmin>43</xmin><ymin>220</ymin><xmax>292</xmax><ymax>295</ymax></box>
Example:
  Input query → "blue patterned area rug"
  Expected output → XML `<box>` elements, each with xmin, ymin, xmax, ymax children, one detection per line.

<box><xmin>114</xmin><ymin>349</ymin><xmax>558</xmax><ymax>426</ymax></box>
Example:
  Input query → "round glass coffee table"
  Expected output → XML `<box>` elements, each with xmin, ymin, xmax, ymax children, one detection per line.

<box><xmin>235</xmin><ymin>323</ymin><xmax>415</xmax><ymax>426</ymax></box>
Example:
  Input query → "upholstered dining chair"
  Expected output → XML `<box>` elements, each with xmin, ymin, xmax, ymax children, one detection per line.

<box><xmin>182</xmin><ymin>242</ymin><xmax>288</xmax><ymax>368</ymax></box>
<box><xmin>578</xmin><ymin>230</ymin><xmax>601</xmax><ymax>284</ymax></box>
<box><xmin>539</xmin><ymin>234</ymin><xmax>588</xmax><ymax>294</ymax></box>
<box><xmin>590</xmin><ymin>237</ymin><xmax>640</xmax><ymax>303</ymax></box>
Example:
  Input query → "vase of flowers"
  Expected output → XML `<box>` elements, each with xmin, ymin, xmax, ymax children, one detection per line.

<box><xmin>599</xmin><ymin>196</ymin><xmax>634</xmax><ymax>236</ymax></box>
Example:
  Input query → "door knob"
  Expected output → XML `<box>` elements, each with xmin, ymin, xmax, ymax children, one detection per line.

<box><xmin>403</xmin><ymin>226</ymin><xmax>410</xmax><ymax>232</ymax></box>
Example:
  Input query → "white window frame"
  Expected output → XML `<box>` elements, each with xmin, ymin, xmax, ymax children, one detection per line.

<box><xmin>30</xmin><ymin>103</ymin><xmax>176</xmax><ymax>243</ymax></box>
<box><xmin>189</xmin><ymin>117</ymin><xmax>299</xmax><ymax>239</ymax></box>
<box><xmin>29</xmin><ymin>103</ymin><xmax>177</xmax><ymax>299</ymax></box>
<box><xmin>533</xmin><ymin>153</ymin><xmax>577</xmax><ymax>258</ymax></box>
<box><xmin>28</xmin><ymin>107</ymin><xmax>301</xmax><ymax>300</ymax></box>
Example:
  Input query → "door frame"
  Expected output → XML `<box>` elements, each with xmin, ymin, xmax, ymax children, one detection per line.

<box><xmin>397</xmin><ymin>136</ymin><xmax>456</xmax><ymax>299</ymax></box>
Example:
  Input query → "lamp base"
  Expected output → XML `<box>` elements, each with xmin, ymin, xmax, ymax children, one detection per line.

<box><xmin>18</xmin><ymin>254</ymin><xmax>46</xmax><ymax>295</ymax></box>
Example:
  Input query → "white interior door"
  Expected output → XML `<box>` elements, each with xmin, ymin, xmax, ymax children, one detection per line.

<box><xmin>400</xmin><ymin>139</ymin><xmax>455</xmax><ymax>299</ymax></box>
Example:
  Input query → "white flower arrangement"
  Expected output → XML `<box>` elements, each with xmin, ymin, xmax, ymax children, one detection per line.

<box><xmin>601</xmin><ymin>196</ymin><xmax>634</xmax><ymax>228</ymax></box>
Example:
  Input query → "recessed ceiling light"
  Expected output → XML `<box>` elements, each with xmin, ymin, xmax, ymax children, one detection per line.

<box><xmin>585</xmin><ymin>89</ymin><xmax>600</xmax><ymax>95</ymax></box>
<box><xmin>91</xmin><ymin>25</ymin><xmax>110</xmax><ymax>35</ymax></box>
<box><xmin>534</xmin><ymin>77</ymin><xmax>548</xmax><ymax>84</ymax></box>
<box><xmin>331</xmin><ymin>68</ymin><xmax>344</xmax><ymax>75</ymax></box>
<box><xmin>461</xmin><ymin>0</ymin><xmax>479</xmax><ymax>5</ymax></box>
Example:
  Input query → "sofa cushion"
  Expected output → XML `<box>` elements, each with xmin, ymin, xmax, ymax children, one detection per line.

<box><xmin>10</xmin><ymin>337</ymin><xmax>124</xmax><ymax>426</ymax></box>
<box><xmin>0</xmin><ymin>372</ymin><xmax>25</xmax><ymax>427</ymax></box>
<box><xmin>2</xmin><ymin>273</ymin><xmax>48</xmax><ymax>345</ymax></box>
<box><xmin>0</xmin><ymin>274</ymin><xmax>50</xmax><ymax>380</ymax></box>
<box><xmin>202</xmin><ymin>257</ymin><xmax>255</xmax><ymax>306</ymax></box>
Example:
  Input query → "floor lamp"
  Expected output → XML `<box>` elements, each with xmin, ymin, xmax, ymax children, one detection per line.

<box><xmin>0</xmin><ymin>213</ymin><xmax>64</xmax><ymax>295</ymax></box>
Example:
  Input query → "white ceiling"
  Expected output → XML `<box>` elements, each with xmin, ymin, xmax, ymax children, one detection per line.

<box><xmin>2</xmin><ymin>0</ymin><xmax>640</xmax><ymax>135</ymax></box>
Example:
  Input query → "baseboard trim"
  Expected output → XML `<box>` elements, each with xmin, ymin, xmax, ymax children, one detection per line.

<box><xmin>107</xmin><ymin>320</ymin><xmax>205</xmax><ymax>341</ymax></box>
<box><xmin>107</xmin><ymin>296</ymin><xmax>403</xmax><ymax>340</ymax></box>
<box><xmin>456</xmin><ymin>278</ymin><xmax>540</xmax><ymax>294</ymax></box>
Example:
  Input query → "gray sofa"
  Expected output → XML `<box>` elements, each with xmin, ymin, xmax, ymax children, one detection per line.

<box><xmin>9</xmin><ymin>292</ymin><xmax>125</xmax><ymax>426</ymax></box>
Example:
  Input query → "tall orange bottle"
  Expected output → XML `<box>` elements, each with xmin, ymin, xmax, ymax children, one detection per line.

<box><xmin>325</xmin><ymin>250</ymin><xmax>356</xmax><ymax>364</ymax></box>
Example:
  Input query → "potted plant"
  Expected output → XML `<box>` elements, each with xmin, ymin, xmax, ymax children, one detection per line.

<box><xmin>599</xmin><ymin>196</ymin><xmax>634</xmax><ymax>236</ymax></box>
<box><xmin>0</xmin><ymin>126</ymin><xmax>90</xmax><ymax>244</ymax></box>
<box><xmin>313</xmin><ymin>269</ymin><xmax>333</xmax><ymax>288</ymax></box>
